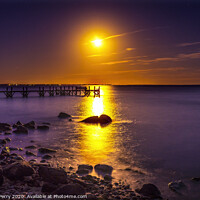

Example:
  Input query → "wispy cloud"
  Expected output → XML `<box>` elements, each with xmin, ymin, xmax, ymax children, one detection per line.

<box><xmin>103</xmin><ymin>29</ymin><xmax>145</xmax><ymax>40</ymax></box>
<box><xmin>101</xmin><ymin>60</ymin><xmax>133</xmax><ymax>65</ymax></box>
<box><xmin>126</xmin><ymin>48</ymin><xmax>136</xmax><ymax>51</ymax></box>
<box><xmin>133</xmin><ymin>51</ymin><xmax>200</xmax><ymax>65</ymax></box>
<box><xmin>178</xmin><ymin>41</ymin><xmax>200</xmax><ymax>47</ymax></box>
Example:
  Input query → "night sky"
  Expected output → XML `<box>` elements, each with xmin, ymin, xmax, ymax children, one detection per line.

<box><xmin>0</xmin><ymin>0</ymin><xmax>200</xmax><ymax>84</ymax></box>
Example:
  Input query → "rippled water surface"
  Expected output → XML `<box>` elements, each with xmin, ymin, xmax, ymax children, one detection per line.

<box><xmin>0</xmin><ymin>85</ymin><xmax>200</xmax><ymax>199</ymax></box>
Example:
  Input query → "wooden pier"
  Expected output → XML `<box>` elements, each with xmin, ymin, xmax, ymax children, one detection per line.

<box><xmin>0</xmin><ymin>85</ymin><xmax>100</xmax><ymax>98</ymax></box>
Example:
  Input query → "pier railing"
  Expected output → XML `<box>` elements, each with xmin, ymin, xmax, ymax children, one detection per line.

<box><xmin>0</xmin><ymin>85</ymin><xmax>100</xmax><ymax>98</ymax></box>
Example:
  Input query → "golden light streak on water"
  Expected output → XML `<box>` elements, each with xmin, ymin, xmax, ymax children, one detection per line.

<box><xmin>77</xmin><ymin>86</ymin><xmax>116</xmax><ymax>165</ymax></box>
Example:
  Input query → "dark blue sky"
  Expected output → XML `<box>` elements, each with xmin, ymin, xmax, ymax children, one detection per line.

<box><xmin>0</xmin><ymin>0</ymin><xmax>200</xmax><ymax>84</ymax></box>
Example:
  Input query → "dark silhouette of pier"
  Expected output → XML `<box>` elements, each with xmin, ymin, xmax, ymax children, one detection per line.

<box><xmin>0</xmin><ymin>85</ymin><xmax>100</xmax><ymax>98</ymax></box>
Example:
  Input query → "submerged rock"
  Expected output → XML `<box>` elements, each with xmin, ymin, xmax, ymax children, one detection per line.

<box><xmin>13</xmin><ymin>126</ymin><xmax>28</xmax><ymax>134</ymax></box>
<box><xmin>191</xmin><ymin>177</ymin><xmax>200</xmax><ymax>181</ymax></box>
<box><xmin>81</xmin><ymin>114</ymin><xmax>112</xmax><ymax>125</ymax></box>
<box><xmin>0</xmin><ymin>139</ymin><xmax>7</xmax><ymax>145</ymax></box>
<box><xmin>3</xmin><ymin>161</ymin><xmax>35</xmax><ymax>180</ymax></box>
<box><xmin>94</xmin><ymin>164</ymin><xmax>113</xmax><ymax>175</ymax></box>
<box><xmin>26</xmin><ymin>151</ymin><xmax>36</xmax><ymax>156</ymax></box>
<box><xmin>37</xmin><ymin>125</ymin><xmax>49</xmax><ymax>130</ymax></box>
<box><xmin>78</xmin><ymin>164</ymin><xmax>93</xmax><ymax>172</ymax></box>
<box><xmin>38</xmin><ymin>148</ymin><xmax>57</xmax><ymax>154</ymax></box>
<box><xmin>24</xmin><ymin>121</ymin><xmax>35</xmax><ymax>129</ymax></box>
<box><xmin>9</xmin><ymin>147</ymin><xmax>19</xmax><ymax>151</ymax></box>
<box><xmin>38</xmin><ymin>166</ymin><xmax>68</xmax><ymax>184</ymax></box>
<box><xmin>25</xmin><ymin>145</ymin><xmax>37</xmax><ymax>149</ymax></box>
<box><xmin>58</xmin><ymin>112</ymin><xmax>72</xmax><ymax>119</ymax></box>
<box><xmin>168</xmin><ymin>180</ymin><xmax>185</xmax><ymax>192</ymax></box>
<box><xmin>136</xmin><ymin>183</ymin><xmax>162</xmax><ymax>199</ymax></box>
<box><xmin>4</xmin><ymin>132</ymin><xmax>11</xmax><ymax>135</ymax></box>
<box><xmin>53</xmin><ymin>183</ymin><xmax>85</xmax><ymax>195</ymax></box>
<box><xmin>5</xmin><ymin>137</ymin><xmax>11</xmax><ymax>142</ymax></box>
<box><xmin>42</xmin><ymin>154</ymin><xmax>52</xmax><ymax>160</ymax></box>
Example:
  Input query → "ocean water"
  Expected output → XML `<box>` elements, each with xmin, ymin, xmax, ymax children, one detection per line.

<box><xmin>0</xmin><ymin>85</ymin><xmax>200</xmax><ymax>199</ymax></box>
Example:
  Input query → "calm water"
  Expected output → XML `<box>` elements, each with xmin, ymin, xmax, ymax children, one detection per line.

<box><xmin>0</xmin><ymin>85</ymin><xmax>200</xmax><ymax>199</ymax></box>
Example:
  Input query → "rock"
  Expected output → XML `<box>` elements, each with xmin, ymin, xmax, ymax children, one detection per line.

<box><xmin>76</xmin><ymin>169</ymin><xmax>90</xmax><ymax>176</ymax></box>
<box><xmin>98</xmin><ymin>114</ymin><xmax>112</xmax><ymax>124</ymax></box>
<box><xmin>29</xmin><ymin>159</ymin><xmax>37</xmax><ymax>163</ymax></box>
<box><xmin>16</xmin><ymin>121</ymin><xmax>23</xmax><ymax>126</ymax></box>
<box><xmin>25</xmin><ymin>145</ymin><xmax>37</xmax><ymax>149</ymax></box>
<box><xmin>1</xmin><ymin>147</ymin><xmax>10</xmax><ymax>155</ymax></box>
<box><xmin>0</xmin><ymin>139</ymin><xmax>7</xmax><ymax>145</ymax></box>
<box><xmin>5</xmin><ymin>137</ymin><xmax>11</xmax><ymax>142</ymax></box>
<box><xmin>15</xmin><ymin>155</ymin><xmax>24</xmax><ymax>161</ymax></box>
<box><xmin>3</xmin><ymin>161</ymin><xmax>35</xmax><ymax>180</ymax></box>
<box><xmin>41</xmin><ymin>182</ymin><xmax>57</xmax><ymax>193</ymax></box>
<box><xmin>4</xmin><ymin>132</ymin><xmax>11</xmax><ymax>135</ymax></box>
<box><xmin>53</xmin><ymin>183</ymin><xmax>85</xmax><ymax>195</ymax></box>
<box><xmin>40</xmin><ymin>159</ymin><xmax>47</xmax><ymax>163</ymax></box>
<box><xmin>0</xmin><ymin>123</ymin><xmax>11</xmax><ymax>132</ymax></box>
<box><xmin>42</xmin><ymin>154</ymin><xmax>52</xmax><ymax>160</ymax></box>
<box><xmin>37</xmin><ymin>125</ymin><xmax>49</xmax><ymax>130</ymax></box>
<box><xmin>81</xmin><ymin>114</ymin><xmax>112</xmax><ymax>125</ymax></box>
<box><xmin>19</xmin><ymin>148</ymin><xmax>23</xmax><ymax>151</ymax></box>
<box><xmin>94</xmin><ymin>164</ymin><xmax>113</xmax><ymax>175</ymax></box>
<box><xmin>26</xmin><ymin>151</ymin><xmax>36</xmax><ymax>156</ymax></box>
<box><xmin>0</xmin><ymin>167</ymin><xmax>4</xmax><ymax>186</ymax></box>
<box><xmin>58</xmin><ymin>112</ymin><xmax>72</xmax><ymax>119</ymax></box>
<box><xmin>38</xmin><ymin>166</ymin><xmax>68</xmax><ymax>184</ymax></box>
<box><xmin>104</xmin><ymin>174</ymin><xmax>113</xmax><ymax>182</ymax></box>
<box><xmin>136</xmin><ymin>183</ymin><xmax>162</xmax><ymax>199</ymax></box>
<box><xmin>24</xmin><ymin>121</ymin><xmax>35</xmax><ymax>129</ymax></box>
<box><xmin>13</xmin><ymin>126</ymin><xmax>28</xmax><ymax>134</ymax></box>
<box><xmin>168</xmin><ymin>180</ymin><xmax>185</xmax><ymax>192</ymax></box>
<box><xmin>69</xmin><ymin>118</ymin><xmax>72</xmax><ymax>121</ymax></box>
<box><xmin>38</xmin><ymin>148</ymin><xmax>57</xmax><ymax>154</ymax></box>
<box><xmin>78</xmin><ymin>164</ymin><xmax>93</xmax><ymax>171</ymax></box>
<box><xmin>10</xmin><ymin>147</ymin><xmax>19</xmax><ymax>151</ymax></box>
<box><xmin>81</xmin><ymin>116</ymin><xmax>99</xmax><ymax>123</ymax></box>
<box><xmin>191</xmin><ymin>177</ymin><xmax>200</xmax><ymax>181</ymax></box>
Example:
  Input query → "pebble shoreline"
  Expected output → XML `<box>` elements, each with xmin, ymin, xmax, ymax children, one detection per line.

<box><xmin>0</xmin><ymin>119</ymin><xmax>166</xmax><ymax>200</ymax></box>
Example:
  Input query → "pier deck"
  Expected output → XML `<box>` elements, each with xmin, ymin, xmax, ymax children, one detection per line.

<box><xmin>0</xmin><ymin>85</ymin><xmax>100</xmax><ymax>98</ymax></box>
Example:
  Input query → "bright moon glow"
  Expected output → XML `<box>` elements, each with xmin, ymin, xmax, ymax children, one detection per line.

<box><xmin>92</xmin><ymin>39</ymin><xmax>102</xmax><ymax>47</ymax></box>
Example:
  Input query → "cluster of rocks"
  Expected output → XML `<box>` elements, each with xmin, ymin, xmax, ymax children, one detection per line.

<box><xmin>0</xmin><ymin>145</ymin><xmax>164</xmax><ymax>200</ymax></box>
<box><xmin>0</xmin><ymin>121</ymin><xmax>50</xmax><ymax>135</ymax></box>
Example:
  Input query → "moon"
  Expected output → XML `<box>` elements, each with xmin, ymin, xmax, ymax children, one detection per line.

<box><xmin>92</xmin><ymin>39</ymin><xmax>102</xmax><ymax>47</ymax></box>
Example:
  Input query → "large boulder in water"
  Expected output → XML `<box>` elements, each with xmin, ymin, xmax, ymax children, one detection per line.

<box><xmin>58</xmin><ymin>112</ymin><xmax>71</xmax><ymax>119</ymax></box>
<box><xmin>99</xmin><ymin>114</ymin><xmax>112</xmax><ymax>124</ymax></box>
<box><xmin>81</xmin><ymin>116</ymin><xmax>99</xmax><ymax>123</ymax></box>
<box><xmin>81</xmin><ymin>114</ymin><xmax>112</xmax><ymax>125</ymax></box>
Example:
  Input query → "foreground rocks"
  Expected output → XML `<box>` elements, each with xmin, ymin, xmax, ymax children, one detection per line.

<box><xmin>81</xmin><ymin>114</ymin><xmax>112</xmax><ymax>125</ymax></box>
<box><xmin>0</xmin><ymin>146</ymin><xmax>165</xmax><ymax>200</ymax></box>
